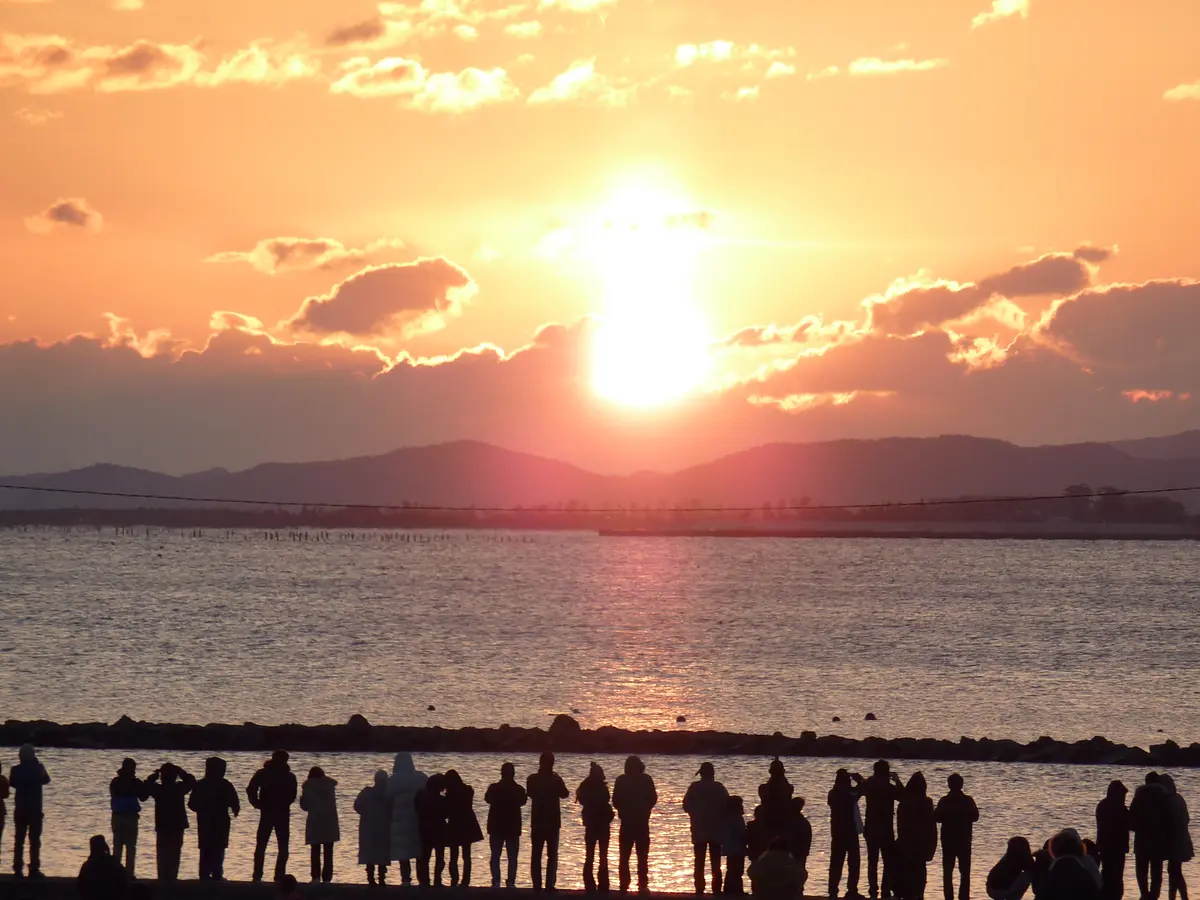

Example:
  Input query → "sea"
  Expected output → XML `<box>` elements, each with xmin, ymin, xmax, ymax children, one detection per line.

<box><xmin>2</xmin><ymin>528</ymin><xmax>1199</xmax><ymax>890</ymax></box>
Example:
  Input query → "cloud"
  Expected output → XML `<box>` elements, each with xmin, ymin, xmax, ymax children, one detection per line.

<box><xmin>206</xmin><ymin>237</ymin><xmax>406</xmax><ymax>274</ymax></box>
<box><xmin>807</xmin><ymin>65</ymin><xmax>840</xmax><ymax>81</ymax></box>
<box><xmin>725</xmin><ymin>85</ymin><xmax>759</xmax><ymax>102</ymax></box>
<box><xmin>505</xmin><ymin>21</ymin><xmax>543</xmax><ymax>38</ymax></box>
<box><xmin>528</xmin><ymin>58</ymin><xmax>628</xmax><ymax>106</ymax></box>
<box><xmin>538</xmin><ymin>0</ymin><xmax>616</xmax><ymax>12</ymax></box>
<box><xmin>332</xmin><ymin>56</ymin><xmax>519</xmax><ymax>111</ymax></box>
<box><xmin>972</xmin><ymin>0</ymin><xmax>1030</xmax><ymax>28</ymax></box>
<box><xmin>765</xmin><ymin>61</ymin><xmax>796</xmax><ymax>79</ymax></box>
<box><xmin>1164</xmin><ymin>81</ymin><xmax>1200</xmax><ymax>102</ymax></box>
<box><xmin>113</xmin><ymin>0</ymin><xmax>145</xmax><ymax>10</ymax></box>
<box><xmin>325</xmin><ymin>18</ymin><xmax>394</xmax><ymax>48</ymax></box>
<box><xmin>13</xmin><ymin>106</ymin><xmax>61</xmax><ymax>125</ymax></box>
<box><xmin>675</xmin><ymin>41</ymin><xmax>795</xmax><ymax>70</ymax></box>
<box><xmin>848</xmin><ymin>57</ymin><xmax>949</xmax><ymax>76</ymax></box>
<box><xmin>25</xmin><ymin>197</ymin><xmax>104</xmax><ymax>234</ymax></box>
<box><xmin>284</xmin><ymin>257</ymin><xmax>476</xmax><ymax>338</ymax></box>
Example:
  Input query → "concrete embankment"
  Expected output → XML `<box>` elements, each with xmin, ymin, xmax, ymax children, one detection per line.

<box><xmin>2</xmin><ymin>715</ymin><xmax>1198</xmax><ymax>767</ymax></box>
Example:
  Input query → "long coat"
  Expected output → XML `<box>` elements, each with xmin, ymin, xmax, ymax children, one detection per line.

<box><xmin>189</xmin><ymin>765</ymin><xmax>241</xmax><ymax>851</ymax></box>
<box><xmin>388</xmin><ymin>753</ymin><xmax>427</xmax><ymax>861</ymax></box>
<box><xmin>300</xmin><ymin>776</ymin><xmax>341</xmax><ymax>846</ymax></box>
<box><xmin>355</xmin><ymin>773</ymin><xmax>393</xmax><ymax>866</ymax></box>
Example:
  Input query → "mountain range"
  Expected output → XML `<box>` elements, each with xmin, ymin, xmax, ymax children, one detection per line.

<box><xmin>2</xmin><ymin>431</ymin><xmax>1199</xmax><ymax>512</ymax></box>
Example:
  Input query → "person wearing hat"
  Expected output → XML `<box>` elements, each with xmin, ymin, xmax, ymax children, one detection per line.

<box><xmin>1096</xmin><ymin>780</ymin><xmax>1131</xmax><ymax>900</ymax></box>
<box><xmin>684</xmin><ymin>762</ymin><xmax>731</xmax><ymax>894</ymax></box>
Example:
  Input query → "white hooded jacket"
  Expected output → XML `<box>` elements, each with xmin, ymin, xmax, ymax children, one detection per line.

<box><xmin>387</xmin><ymin>753</ymin><xmax>427</xmax><ymax>861</ymax></box>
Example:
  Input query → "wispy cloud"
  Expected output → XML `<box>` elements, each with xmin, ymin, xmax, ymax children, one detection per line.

<box><xmin>528</xmin><ymin>58</ymin><xmax>629</xmax><ymax>106</ymax></box>
<box><xmin>971</xmin><ymin>0</ymin><xmax>1030</xmax><ymax>29</ymax></box>
<box><xmin>26</xmin><ymin>197</ymin><xmax>104</xmax><ymax>234</ymax></box>
<box><xmin>1164</xmin><ymin>81</ymin><xmax>1200</xmax><ymax>102</ymax></box>
<box><xmin>848</xmin><ymin>57</ymin><xmax>949</xmax><ymax>76</ymax></box>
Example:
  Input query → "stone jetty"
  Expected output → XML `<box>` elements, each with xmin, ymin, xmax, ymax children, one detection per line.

<box><xmin>1</xmin><ymin>715</ymin><xmax>1196</xmax><ymax>767</ymax></box>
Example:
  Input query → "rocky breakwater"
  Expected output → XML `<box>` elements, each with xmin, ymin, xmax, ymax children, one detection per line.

<box><xmin>2</xmin><ymin>715</ymin><xmax>1198</xmax><ymax>767</ymax></box>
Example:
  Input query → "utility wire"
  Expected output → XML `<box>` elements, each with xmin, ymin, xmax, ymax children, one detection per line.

<box><xmin>0</xmin><ymin>482</ymin><xmax>1197</xmax><ymax>513</ymax></box>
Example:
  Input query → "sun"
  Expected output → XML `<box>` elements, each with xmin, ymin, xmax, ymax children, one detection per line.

<box><xmin>585</xmin><ymin>181</ymin><xmax>714</xmax><ymax>408</ymax></box>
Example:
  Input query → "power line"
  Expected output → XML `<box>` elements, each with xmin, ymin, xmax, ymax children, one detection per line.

<box><xmin>0</xmin><ymin>482</ymin><xmax>1197</xmax><ymax>513</ymax></box>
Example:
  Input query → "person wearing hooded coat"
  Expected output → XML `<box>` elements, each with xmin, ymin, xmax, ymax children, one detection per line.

<box><xmin>10</xmin><ymin>743</ymin><xmax>51</xmax><ymax>879</ymax></box>
<box><xmin>1160</xmin><ymin>775</ymin><xmax>1193</xmax><ymax>900</ymax></box>
<box><xmin>1130</xmin><ymin>772</ymin><xmax>1172</xmax><ymax>900</ymax></box>
<box><xmin>527</xmin><ymin>751</ymin><xmax>570</xmax><ymax>892</ymax></box>
<box><xmin>77</xmin><ymin>835</ymin><xmax>129</xmax><ymax>900</ymax></box>
<box><xmin>300</xmin><ymin>766</ymin><xmax>340</xmax><ymax>883</ymax></box>
<box><xmin>1039</xmin><ymin>829</ymin><xmax>1101</xmax><ymax>900</ymax></box>
<box><xmin>758</xmin><ymin>759</ymin><xmax>795</xmax><ymax>842</ymax></box>
<box><xmin>578</xmin><ymin>762</ymin><xmax>615</xmax><ymax>893</ymax></box>
<box><xmin>613</xmin><ymin>755</ymin><xmax>658</xmax><ymax>894</ymax></box>
<box><xmin>145</xmin><ymin>761</ymin><xmax>197</xmax><ymax>883</ymax></box>
<box><xmin>1096</xmin><ymin>781</ymin><xmax>1131</xmax><ymax>900</ymax></box>
<box><xmin>896</xmin><ymin>772</ymin><xmax>937</xmax><ymax>900</ymax></box>
<box><xmin>485</xmin><ymin>762</ymin><xmax>528</xmax><ymax>889</ymax></box>
<box><xmin>109</xmin><ymin>758</ymin><xmax>150</xmax><ymax>877</ymax></box>
<box><xmin>387</xmin><ymin>752</ymin><xmax>427</xmax><ymax>886</ymax></box>
<box><xmin>355</xmin><ymin>770</ymin><xmax>393</xmax><ymax>886</ymax></box>
<box><xmin>684</xmin><ymin>762</ymin><xmax>731</xmax><ymax>895</ymax></box>
<box><xmin>189</xmin><ymin>756</ymin><xmax>241</xmax><ymax>881</ymax></box>
<box><xmin>445</xmin><ymin>769</ymin><xmax>484</xmax><ymax>887</ymax></box>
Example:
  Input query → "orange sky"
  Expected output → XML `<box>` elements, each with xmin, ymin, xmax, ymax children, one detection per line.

<box><xmin>2</xmin><ymin>0</ymin><xmax>1199</xmax><ymax>474</ymax></box>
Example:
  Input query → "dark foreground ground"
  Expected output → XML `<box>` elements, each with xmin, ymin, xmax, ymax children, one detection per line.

<box><xmin>0</xmin><ymin>881</ymin><xmax>802</xmax><ymax>900</ymax></box>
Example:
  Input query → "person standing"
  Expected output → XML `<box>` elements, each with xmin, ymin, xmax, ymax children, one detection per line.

<box><xmin>758</xmin><ymin>760</ymin><xmax>795</xmax><ymax>843</ymax></box>
<box><xmin>108</xmin><ymin>759</ymin><xmax>149</xmax><ymax>877</ymax></box>
<box><xmin>189</xmin><ymin>756</ymin><xmax>241</xmax><ymax>882</ymax></box>
<box><xmin>684</xmin><ymin>762</ymin><xmax>731</xmax><ymax>895</ymax></box>
<box><xmin>1130</xmin><ymin>773</ymin><xmax>1171</xmax><ymax>900</ymax></box>
<box><xmin>248</xmin><ymin>750</ymin><xmax>298</xmax><ymax>883</ymax></box>
<box><xmin>527</xmin><ymin>751</ymin><xmax>570</xmax><ymax>891</ymax></box>
<box><xmin>300</xmin><ymin>766</ymin><xmax>340</xmax><ymax>884</ymax></box>
<box><xmin>896</xmin><ymin>772</ymin><xmax>937</xmax><ymax>900</ymax></box>
<box><xmin>862</xmin><ymin>761</ymin><xmax>905</xmax><ymax>900</ymax></box>
<box><xmin>829</xmin><ymin>769</ymin><xmax>865</xmax><ymax>900</ymax></box>
<box><xmin>1096</xmin><ymin>781</ymin><xmax>1131</xmax><ymax>900</ymax></box>
<box><xmin>722</xmin><ymin>796</ymin><xmax>749</xmax><ymax>896</ymax></box>
<box><xmin>445</xmin><ymin>769</ymin><xmax>484</xmax><ymax>887</ymax></box>
<box><xmin>934</xmin><ymin>774</ymin><xmax>979</xmax><ymax>900</ymax></box>
<box><xmin>485</xmin><ymin>762</ymin><xmax>527</xmax><ymax>889</ymax></box>
<box><xmin>355</xmin><ymin>770</ymin><xmax>393</xmax><ymax>886</ymax></box>
<box><xmin>145</xmin><ymin>762</ymin><xmax>197</xmax><ymax>883</ymax></box>
<box><xmin>787</xmin><ymin>797</ymin><xmax>813</xmax><ymax>895</ymax></box>
<box><xmin>388</xmin><ymin>752</ymin><xmax>428</xmax><ymax>886</ymax></box>
<box><xmin>10</xmin><ymin>744</ymin><xmax>50</xmax><ymax>880</ymax></box>
<box><xmin>415</xmin><ymin>773</ymin><xmax>449</xmax><ymax>886</ymax></box>
<box><xmin>578</xmin><ymin>762</ymin><xmax>615</xmax><ymax>893</ymax></box>
<box><xmin>613</xmin><ymin>755</ymin><xmax>658</xmax><ymax>894</ymax></box>
<box><xmin>1161</xmin><ymin>776</ymin><xmax>1192</xmax><ymax>900</ymax></box>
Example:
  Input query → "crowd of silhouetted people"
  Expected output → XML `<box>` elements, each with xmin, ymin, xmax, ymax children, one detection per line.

<box><xmin>0</xmin><ymin>745</ymin><xmax>1193</xmax><ymax>900</ymax></box>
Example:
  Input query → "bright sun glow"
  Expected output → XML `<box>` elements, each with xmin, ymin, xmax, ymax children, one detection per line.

<box><xmin>585</xmin><ymin>180</ymin><xmax>714</xmax><ymax>407</ymax></box>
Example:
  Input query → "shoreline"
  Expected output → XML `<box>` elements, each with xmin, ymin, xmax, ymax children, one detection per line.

<box><xmin>2</xmin><ymin>716</ymin><xmax>1197</xmax><ymax>767</ymax></box>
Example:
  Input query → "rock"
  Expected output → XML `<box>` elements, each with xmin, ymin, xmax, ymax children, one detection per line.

<box><xmin>865</xmin><ymin>713</ymin><xmax>877</xmax><ymax>721</ymax></box>
<box><xmin>427</xmin><ymin>705</ymin><xmax>436</xmax><ymax>712</ymax></box>
<box><xmin>347</xmin><ymin>714</ymin><xmax>370</xmax><ymax>730</ymax></box>
<box><xmin>676</xmin><ymin>716</ymin><xmax>687</xmax><ymax>724</ymax></box>
<box><xmin>549</xmin><ymin>714</ymin><xmax>582</xmax><ymax>737</ymax></box>
<box><xmin>832</xmin><ymin>716</ymin><xmax>841</xmax><ymax>723</ymax></box>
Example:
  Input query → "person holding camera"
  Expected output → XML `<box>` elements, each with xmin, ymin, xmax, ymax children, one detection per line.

<box><xmin>145</xmin><ymin>761</ymin><xmax>197</xmax><ymax>883</ymax></box>
<box><xmin>862</xmin><ymin>760</ymin><xmax>906</xmax><ymax>899</ymax></box>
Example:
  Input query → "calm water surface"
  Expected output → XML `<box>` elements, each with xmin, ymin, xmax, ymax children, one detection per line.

<box><xmin>14</xmin><ymin>750</ymin><xmax>1200</xmax><ymax>891</ymax></box>
<box><xmin>2</xmin><ymin>529</ymin><xmax>1198</xmax><ymax>744</ymax></box>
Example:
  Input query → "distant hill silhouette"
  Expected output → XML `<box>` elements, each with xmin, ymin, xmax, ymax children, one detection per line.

<box><xmin>1110</xmin><ymin>430</ymin><xmax>1200</xmax><ymax>460</ymax></box>
<box><xmin>2</xmin><ymin>434</ymin><xmax>1200</xmax><ymax>514</ymax></box>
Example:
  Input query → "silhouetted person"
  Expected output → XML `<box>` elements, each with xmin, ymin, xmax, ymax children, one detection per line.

<box><xmin>445</xmin><ymin>769</ymin><xmax>483</xmax><ymax>887</ymax></box>
<box><xmin>759</xmin><ymin>759</ymin><xmax>796</xmax><ymax>841</ymax></box>
<box><xmin>11</xmin><ymin>743</ymin><xmax>50</xmax><ymax>879</ymax></box>
<box><xmin>415</xmin><ymin>772</ymin><xmax>449</xmax><ymax>887</ymax></box>
<box><xmin>109</xmin><ymin>758</ymin><xmax>150</xmax><ymax>877</ymax></box>
<box><xmin>896</xmin><ymin>772</ymin><xmax>937</xmax><ymax>900</ymax></box>
<box><xmin>189</xmin><ymin>756</ymin><xmax>240</xmax><ymax>881</ymax></box>
<box><xmin>787</xmin><ymin>797</ymin><xmax>813</xmax><ymax>895</ymax></box>
<box><xmin>935</xmin><ymin>774</ymin><xmax>979</xmax><ymax>900</ymax></box>
<box><xmin>577</xmin><ymin>762</ymin><xmax>615</xmax><ymax>893</ymax></box>
<box><xmin>300</xmin><ymin>766</ymin><xmax>339</xmax><ymax>884</ymax></box>
<box><xmin>388</xmin><ymin>752</ymin><xmax>427</xmax><ymax>885</ymax></box>
<box><xmin>485</xmin><ymin>762</ymin><xmax>527</xmax><ymax>888</ymax></box>
<box><xmin>355</xmin><ymin>770</ymin><xmax>392</xmax><ymax>886</ymax></box>
<box><xmin>1160</xmin><ymin>776</ymin><xmax>1192</xmax><ymax>900</ymax></box>
<box><xmin>145</xmin><ymin>761</ymin><xmax>196</xmax><ymax>883</ymax></box>
<box><xmin>527</xmin><ymin>751</ymin><xmax>570</xmax><ymax>891</ymax></box>
<box><xmin>0</xmin><ymin>764</ymin><xmax>8</xmax><ymax>868</ymax></box>
<box><xmin>1096</xmin><ymin>781</ymin><xmax>1131</xmax><ymax>900</ymax></box>
<box><xmin>1130</xmin><ymin>772</ymin><xmax>1171</xmax><ymax>900</ymax></box>
<box><xmin>685</xmin><ymin>762</ymin><xmax>731</xmax><ymax>894</ymax></box>
<box><xmin>723</xmin><ymin>796</ymin><xmax>749</xmax><ymax>896</ymax></box>
<box><xmin>1030</xmin><ymin>840</ymin><xmax>1054</xmax><ymax>898</ymax></box>
<box><xmin>248</xmin><ymin>749</ymin><xmax>298</xmax><ymax>883</ymax></box>
<box><xmin>1039</xmin><ymin>829</ymin><xmax>1101</xmax><ymax>900</ymax></box>
<box><xmin>829</xmin><ymin>768</ymin><xmax>865</xmax><ymax>899</ymax></box>
<box><xmin>747</xmin><ymin>807</ymin><xmax>770</xmax><ymax>865</ymax></box>
<box><xmin>986</xmin><ymin>837</ymin><xmax>1034</xmax><ymax>900</ymax></box>
<box><xmin>77</xmin><ymin>835</ymin><xmax>128</xmax><ymax>900</ymax></box>
<box><xmin>614</xmin><ymin>755</ymin><xmax>658</xmax><ymax>894</ymax></box>
<box><xmin>863</xmin><ymin>761</ymin><xmax>905</xmax><ymax>900</ymax></box>
<box><xmin>750</xmin><ymin>836</ymin><xmax>806</xmax><ymax>900</ymax></box>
